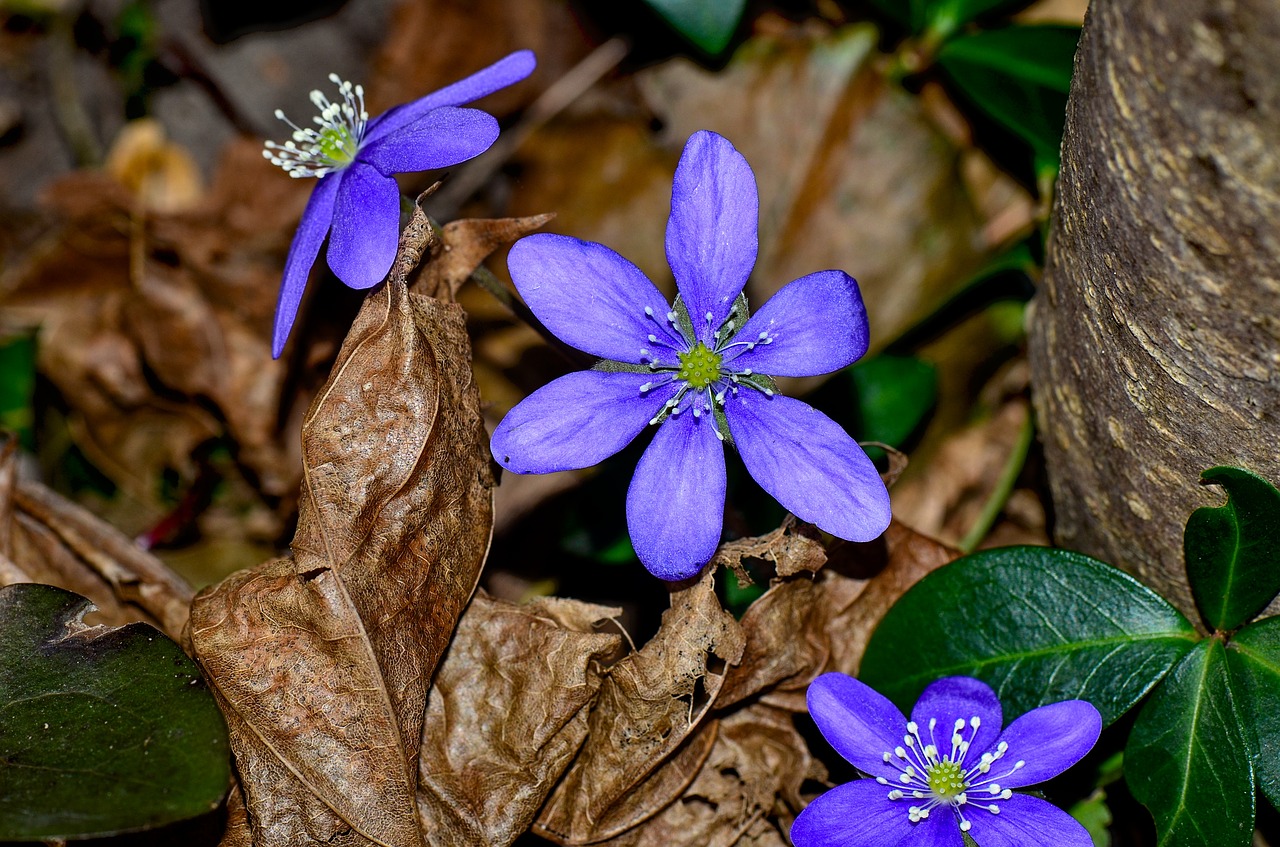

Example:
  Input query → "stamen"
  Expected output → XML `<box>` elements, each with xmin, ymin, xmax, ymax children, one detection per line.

<box><xmin>264</xmin><ymin>74</ymin><xmax>368</xmax><ymax>179</ymax></box>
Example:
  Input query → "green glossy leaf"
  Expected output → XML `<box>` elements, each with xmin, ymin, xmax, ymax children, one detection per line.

<box><xmin>809</xmin><ymin>355</ymin><xmax>937</xmax><ymax>459</ymax></box>
<box><xmin>1069</xmin><ymin>790</ymin><xmax>1113</xmax><ymax>847</ymax></box>
<box><xmin>642</xmin><ymin>0</ymin><xmax>747</xmax><ymax>54</ymax></box>
<box><xmin>1184</xmin><ymin>466</ymin><xmax>1280</xmax><ymax>631</ymax></box>
<box><xmin>1126</xmin><ymin>639</ymin><xmax>1255</xmax><ymax>847</ymax></box>
<box><xmin>937</xmin><ymin>25</ymin><xmax>1080</xmax><ymax>162</ymax></box>
<box><xmin>0</xmin><ymin>584</ymin><xmax>230</xmax><ymax>840</ymax></box>
<box><xmin>859</xmin><ymin>547</ymin><xmax>1199</xmax><ymax>724</ymax></box>
<box><xmin>1227</xmin><ymin>616</ymin><xmax>1280</xmax><ymax>810</ymax></box>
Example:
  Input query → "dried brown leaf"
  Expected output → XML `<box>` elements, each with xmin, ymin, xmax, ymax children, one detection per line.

<box><xmin>416</xmin><ymin>593</ymin><xmax>622</xmax><ymax>846</ymax></box>
<box><xmin>595</xmin><ymin>704</ymin><xmax>823</xmax><ymax>847</ymax></box>
<box><xmin>0</xmin><ymin>439</ymin><xmax>193</xmax><ymax>637</ymax></box>
<box><xmin>190</xmin><ymin>211</ymin><xmax>495</xmax><ymax>847</ymax></box>
<box><xmin>536</xmin><ymin>568</ymin><xmax>747</xmax><ymax>844</ymax></box>
<box><xmin>415</xmin><ymin>213</ymin><xmax>554</xmax><ymax>300</ymax></box>
<box><xmin>0</xmin><ymin>139</ymin><xmax>306</xmax><ymax>511</ymax></box>
<box><xmin>720</xmin><ymin>522</ymin><xmax>957</xmax><ymax>713</ymax></box>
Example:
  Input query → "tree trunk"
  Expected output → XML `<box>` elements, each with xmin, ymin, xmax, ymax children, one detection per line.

<box><xmin>1028</xmin><ymin>0</ymin><xmax>1280</xmax><ymax>622</ymax></box>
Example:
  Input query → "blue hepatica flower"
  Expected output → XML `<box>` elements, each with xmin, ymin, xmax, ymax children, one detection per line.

<box><xmin>489</xmin><ymin>130</ymin><xmax>892</xmax><ymax>580</ymax></box>
<box><xmin>794</xmin><ymin>673</ymin><xmax>1102</xmax><ymax>847</ymax></box>
<box><xmin>263</xmin><ymin>51</ymin><xmax>536</xmax><ymax>357</ymax></box>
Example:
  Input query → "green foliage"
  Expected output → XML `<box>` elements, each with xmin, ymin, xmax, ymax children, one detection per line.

<box><xmin>864</xmin><ymin>0</ymin><xmax>1031</xmax><ymax>37</ymax></box>
<box><xmin>1184</xmin><ymin>466</ymin><xmax>1280</xmax><ymax>631</ymax></box>
<box><xmin>1226</xmin><ymin>617</ymin><xmax>1280</xmax><ymax>811</ymax></box>
<box><xmin>642</xmin><ymin>0</ymin><xmax>747</xmax><ymax>54</ymax></box>
<box><xmin>859</xmin><ymin>547</ymin><xmax>1198</xmax><ymax>724</ymax></box>
<box><xmin>0</xmin><ymin>333</ymin><xmax>36</xmax><ymax>450</ymax></box>
<box><xmin>1126</xmin><ymin>639</ymin><xmax>1255</xmax><ymax>847</ymax></box>
<box><xmin>810</xmin><ymin>354</ymin><xmax>937</xmax><ymax>460</ymax></box>
<box><xmin>0</xmin><ymin>584</ymin><xmax>230</xmax><ymax>841</ymax></box>
<box><xmin>937</xmin><ymin>25</ymin><xmax>1080</xmax><ymax>165</ymax></box>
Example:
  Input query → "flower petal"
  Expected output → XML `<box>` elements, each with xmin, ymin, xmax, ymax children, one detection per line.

<box><xmin>789</xmin><ymin>779</ymin><xmax>962</xmax><ymax>847</ymax></box>
<box><xmin>990</xmin><ymin>700</ymin><xmax>1101</xmax><ymax>787</ymax></box>
<box><xmin>726</xmin><ymin>270</ymin><xmax>870</xmax><ymax>377</ymax></box>
<box><xmin>272</xmin><ymin>171</ymin><xmax>341</xmax><ymax>358</ymax></box>
<box><xmin>359</xmin><ymin>106</ymin><xmax>499</xmax><ymax>176</ymax></box>
<box><xmin>806</xmin><ymin>672</ymin><xmax>908</xmax><ymax>779</ymax></box>
<box><xmin>362</xmin><ymin>50</ymin><xmax>535</xmax><ymax>146</ymax></box>
<box><xmin>491</xmin><ymin>370</ymin><xmax>677</xmax><ymax>474</ymax></box>
<box><xmin>963</xmin><ymin>794</ymin><xmax>1094</xmax><ymax>847</ymax></box>
<box><xmin>666</xmin><ymin>131</ymin><xmax>758</xmax><ymax>344</ymax></box>
<box><xmin>723</xmin><ymin>392</ymin><xmax>890</xmax><ymax>542</ymax></box>
<box><xmin>509</xmin><ymin>233</ymin><xmax>684</xmax><ymax>363</ymax></box>
<box><xmin>911</xmin><ymin>677</ymin><xmax>1003</xmax><ymax>763</ymax></box>
<box><xmin>626</xmin><ymin>408</ymin><xmax>725</xmax><ymax>581</ymax></box>
<box><xmin>325</xmin><ymin>163</ymin><xmax>401</xmax><ymax>290</ymax></box>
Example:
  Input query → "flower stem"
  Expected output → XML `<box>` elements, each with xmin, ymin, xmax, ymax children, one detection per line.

<box><xmin>957</xmin><ymin>406</ymin><xmax>1035</xmax><ymax>554</ymax></box>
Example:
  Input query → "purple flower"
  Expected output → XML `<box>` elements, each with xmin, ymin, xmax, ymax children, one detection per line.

<box><xmin>489</xmin><ymin>130</ymin><xmax>891</xmax><ymax>581</ymax></box>
<box><xmin>263</xmin><ymin>51</ymin><xmax>536</xmax><ymax>357</ymax></box>
<box><xmin>793</xmin><ymin>673</ymin><xmax>1102</xmax><ymax>847</ymax></box>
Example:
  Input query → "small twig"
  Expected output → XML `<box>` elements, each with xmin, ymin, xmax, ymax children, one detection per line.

<box><xmin>47</xmin><ymin>12</ymin><xmax>102</xmax><ymax>166</ymax></box>
<box><xmin>469</xmin><ymin>265</ymin><xmax>593</xmax><ymax>369</ymax></box>
<box><xmin>428</xmin><ymin>37</ymin><xmax>631</xmax><ymax>218</ymax></box>
<box><xmin>957</xmin><ymin>408</ymin><xmax>1035</xmax><ymax>554</ymax></box>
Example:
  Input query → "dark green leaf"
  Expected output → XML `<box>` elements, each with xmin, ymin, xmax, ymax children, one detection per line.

<box><xmin>642</xmin><ymin>0</ymin><xmax>747</xmax><ymax>54</ymax></box>
<box><xmin>809</xmin><ymin>355</ymin><xmax>937</xmax><ymax>460</ymax></box>
<box><xmin>1227</xmin><ymin>616</ymin><xmax>1280</xmax><ymax>810</ymax></box>
<box><xmin>1126</xmin><ymin>639</ymin><xmax>1255</xmax><ymax>847</ymax></box>
<box><xmin>1184</xmin><ymin>466</ymin><xmax>1280</xmax><ymax>631</ymax></box>
<box><xmin>0</xmin><ymin>584</ymin><xmax>230</xmax><ymax>840</ymax></box>
<box><xmin>859</xmin><ymin>547</ymin><xmax>1199</xmax><ymax>724</ymax></box>
<box><xmin>937</xmin><ymin>25</ymin><xmax>1081</xmax><ymax>162</ymax></box>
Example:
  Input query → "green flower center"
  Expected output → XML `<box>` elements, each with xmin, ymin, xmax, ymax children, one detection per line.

<box><xmin>926</xmin><ymin>760</ymin><xmax>966</xmax><ymax>800</ymax></box>
<box><xmin>317</xmin><ymin>126</ymin><xmax>357</xmax><ymax>165</ymax></box>
<box><xmin>677</xmin><ymin>343</ymin><xmax>723</xmax><ymax>389</ymax></box>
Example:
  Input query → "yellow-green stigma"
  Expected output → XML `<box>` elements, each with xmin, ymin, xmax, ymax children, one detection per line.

<box><xmin>677</xmin><ymin>343</ymin><xmax>723</xmax><ymax>389</ymax></box>
<box><xmin>927</xmin><ymin>760</ymin><xmax>966</xmax><ymax>800</ymax></box>
<box><xmin>263</xmin><ymin>73</ymin><xmax>368</xmax><ymax>179</ymax></box>
<box><xmin>316</xmin><ymin>126</ymin><xmax>357</xmax><ymax>166</ymax></box>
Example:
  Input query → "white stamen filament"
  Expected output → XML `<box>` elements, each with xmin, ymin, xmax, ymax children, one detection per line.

<box><xmin>264</xmin><ymin>73</ymin><xmax>368</xmax><ymax>179</ymax></box>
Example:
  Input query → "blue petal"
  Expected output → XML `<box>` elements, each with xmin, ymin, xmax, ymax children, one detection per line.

<box><xmin>626</xmin><ymin>409</ymin><xmax>725</xmax><ymax>581</ymax></box>
<box><xmin>723</xmin><ymin>392</ymin><xmax>890</xmax><ymax>542</ymax></box>
<box><xmin>272</xmin><ymin>171</ymin><xmax>341</xmax><ymax>358</ymax></box>
<box><xmin>790</xmin><ymin>779</ymin><xmax>962</xmax><ymax>847</ymax></box>
<box><xmin>491</xmin><ymin>371</ymin><xmax>677</xmax><ymax>474</ymax></box>
<box><xmin>806</xmin><ymin>673</ymin><xmax>908</xmax><ymax>779</ymax></box>
<box><xmin>990</xmin><ymin>700</ymin><xmax>1101</xmax><ymax>787</ymax></box>
<box><xmin>362</xmin><ymin>51</ymin><xmax>536</xmax><ymax>147</ymax></box>
<box><xmin>509</xmin><ymin>234</ymin><xmax>684</xmax><ymax>364</ymax></box>
<box><xmin>666</xmin><ymin>131</ymin><xmax>758</xmax><ymax>345</ymax></box>
<box><xmin>326</xmin><ymin>163</ymin><xmax>400</xmax><ymax>290</ymax></box>
<box><xmin>963</xmin><ymin>794</ymin><xmax>1094</xmax><ymax>847</ymax></box>
<box><xmin>911</xmin><ymin>677</ymin><xmax>1004</xmax><ymax>764</ymax></box>
<box><xmin>359</xmin><ymin>107</ymin><xmax>499</xmax><ymax>176</ymax></box>
<box><xmin>726</xmin><ymin>270</ymin><xmax>870</xmax><ymax>377</ymax></box>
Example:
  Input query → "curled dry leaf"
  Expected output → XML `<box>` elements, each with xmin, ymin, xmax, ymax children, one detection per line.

<box><xmin>0</xmin><ymin>139</ymin><xmax>307</xmax><ymax>508</ymax></box>
<box><xmin>189</xmin><ymin>208</ymin><xmax>495</xmax><ymax>847</ymax></box>
<box><xmin>718</xmin><ymin>521</ymin><xmax>957</xmax><ymax>713</ymax></box>
<box><xmin>414</xmin><ymin>213</ymin><xmax>555</xmax><ymax>301</ymax></box>
<box><xmin>536</xmin><ymin>568</ymin><xmax>747</xmax><ymax>844</ymax></box>
<box><xmin>0</xmin><ymin>439</ymin><xmax>193</xmax><ymax>638</ymax></box>
<box><xmin>595</xmin><ymin>705</ymin><xmax>825</xmax><ymax>847</ymax></box>
<box><xmin>416</xmin><ymin>593</ymin><xmax>622</xmax><ymax>847</ymax></box>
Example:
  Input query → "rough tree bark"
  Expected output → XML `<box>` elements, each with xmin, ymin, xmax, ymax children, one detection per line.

<box><xmin>1028</xmin><ymin>0</ymin><xmax>1280</xmax><ymax>622</ymax></box>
